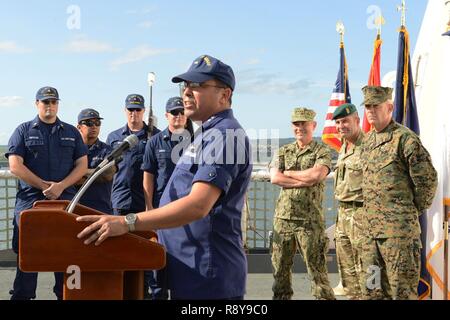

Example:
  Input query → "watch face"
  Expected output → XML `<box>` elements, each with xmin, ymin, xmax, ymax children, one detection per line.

<box><xmin>126</xmin><ymin>214</ymin><xmax>136</xmax><ymax>223</ymax></box>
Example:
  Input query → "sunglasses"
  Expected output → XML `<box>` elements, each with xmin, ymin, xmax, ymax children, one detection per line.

<box><xmin>181</xmin><ymin>81</ymin><xmax>227</xmax><ymax>91</ymax></box>
<box><xmin>127</xmin><ymin>108</ymin><xmax>143</xmax><ymax>113</ymax></box>
<box><xmin>169</xmin><ymin>109</ymin><xmax>184</xmax><ymax>116</ymax></box>
<box><xmin>40</xmin><ymin>100</ymin><xmax>58</xmax><ymax>105</ymax></box>
<box><xmin>80</xmin><ymin>119</ymin><xmax>101</xmax><ymax>127</ymax></box>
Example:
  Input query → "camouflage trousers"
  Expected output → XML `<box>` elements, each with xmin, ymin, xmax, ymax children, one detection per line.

<box><xmin>271</xmin><ymin>217</ymin><xmax>335</xmax><ymax>300</ymax></box>
<box><xmin>360</xmin><ymin>237</ymin><xmax>421</xmax><ymax>300</ymax></box>
<box><xmin>335</xmin><ymin>206</ymin><xmax>364</xmax><ymax>299</ymax></box>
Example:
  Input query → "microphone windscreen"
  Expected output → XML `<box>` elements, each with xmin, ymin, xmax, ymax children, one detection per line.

<box><xmin>124</xmin><ymin>134</ymin><xmax>139</xmax><ymax>148</ymax></box>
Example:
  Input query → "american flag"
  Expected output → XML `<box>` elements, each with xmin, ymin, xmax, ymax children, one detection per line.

<box><xmin>322</xmin><ymin>43</ymin><xmax>351</xmax><ymax>151</ymax></box>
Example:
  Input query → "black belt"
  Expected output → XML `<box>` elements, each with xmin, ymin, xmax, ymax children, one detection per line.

<box><xmin>339</xmin><ymin>201</ymin><xmax>364</xmax><ymax>209</ymax></box>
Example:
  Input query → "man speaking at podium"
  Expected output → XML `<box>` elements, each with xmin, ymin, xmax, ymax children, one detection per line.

<box><xmin>7</xmin><ymin>86</ymin><xmax>88</xmax><ymax>300</ymax></box>
<box><xmin>78</xmin><ymin>55</ymin><xmax>252</xmax><ymax>300</ymax></box>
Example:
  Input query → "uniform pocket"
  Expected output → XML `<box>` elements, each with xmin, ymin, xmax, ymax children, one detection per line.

<box><xmin>347</xmin><ymin>163</ymin><xmax>363</xmax><ymax>192</ymax></box>
<box><xmin>156</xmin><ymin>151</ymin><xmax>173</xmax><ymax>169</ymax></box>
<box><xmin>60</xmin><ymin>139</ymin><xmax>75</xmax><ymax>162</ymax></box>
<box><xmin>25</xmin><ymin>138</ymin><xmax>44</xmax><ymax>158</ymax></box>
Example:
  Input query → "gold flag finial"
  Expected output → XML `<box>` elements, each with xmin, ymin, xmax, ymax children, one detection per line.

<box><xmin>446</xmin><ymin>1</ymin><xmax>450</xmax><ymax>32</ymax></box>
<box><xmin>397</xmin><ymin>0</ymin><xmax>407</xmax><ymax>27</ymax></box>
<box><xmin>336</xmin><ymin>20</ymin><xmax>345</xmax><ymax>44</ymax></box>
<box><xmin>375</xmin><ymin>14</ymin><xmax>386</xmax><ymax>36</ymax></box>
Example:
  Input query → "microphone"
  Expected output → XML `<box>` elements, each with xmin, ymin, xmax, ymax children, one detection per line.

<box><xmin>107</xmin><ymin>134</ymin><xmax>139</xmax><ymax>161</ymax></box>
<box><xmin>97</xmin><ymin>134</ymin><xmax>139</xmax><ymax>169</ymax></box>
<box><xmin>67</xmin><ymin>135</ymin><xmax>138</xmax><ymax>213</ymax></box>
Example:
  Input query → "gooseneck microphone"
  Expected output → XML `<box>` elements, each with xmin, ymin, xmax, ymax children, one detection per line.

<box><xmin>66</xmin><ymin>134</ymin><xmax>139</xmax><ymax>213</ymax></box>
<box><xmin>98</xmin><ymin>134</ymin><xmax>139</xmax><ymax>169</ymax></box>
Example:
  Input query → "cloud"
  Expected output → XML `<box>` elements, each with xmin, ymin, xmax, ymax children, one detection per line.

<box><xmin>0</xmin><ymin>41</ymin><xmax>31</xmax><ymax>53</ymax></box>
<box><xmin>126</xmin><ymin>6</ymin><xmax>157</xmax><ymax>15</ymax></box>
<box><xmin>64</xmin><ymin>36</ymin><xmax>118</xmax><ymax>53</ymax></box>
<box><xmin>0</xmin><ymin>96</ymin><xmax>25</xmax><ymax>108</ymax></box>
<box><xmin>246</xmin><ymin>58</ymin><xmax>261</xmax><ymax>65</ymax></box>
<box><xmin>110</xmin><ymin>45</ymin><xmax>174</xmax><ymax>70</ymax></box>
<box><xmin>138</xmin><ymin>20</ymin><xmax>153</xmax><ymax>29</ymax></box>
<box><xmin>237</xmin><ymin>68</ymin><xmax>314</xmax><ymax>96</ymax></box>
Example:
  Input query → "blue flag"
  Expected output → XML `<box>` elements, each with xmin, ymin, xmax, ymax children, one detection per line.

<box><xmin>393</xmin><ymin>26</ymin><xmax>429</xmax><ymax>299</ymax></box>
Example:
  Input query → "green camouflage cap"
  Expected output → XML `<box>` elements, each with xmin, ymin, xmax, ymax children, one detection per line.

<box><xmin>332</xmin><ymin>103</ymin><xmax>357</xmax><ymax>120</ymax></box>
<box><xmin>361</xmin><ymin>86</ymin><xmax>393</xmax><ymax>106</ymax></box>
<box><xmin>291</xmin><ymin>107</ymin><xmax>316</xmax><ymax>122</ymax></box>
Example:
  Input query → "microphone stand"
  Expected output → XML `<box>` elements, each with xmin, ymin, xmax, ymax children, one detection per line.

<box><xmin>66</xmin><ymin>160</ymin><xmax>117</xmax><ymax>214</ymax></box>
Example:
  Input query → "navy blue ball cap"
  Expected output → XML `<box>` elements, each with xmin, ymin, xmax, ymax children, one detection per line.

<box><xmin>166</xmin><ymin>96</ymin><xmax>184</xmax><ymax>112</ymax></box>
<box><xmin>172</xmin><ymin>55</ymin><xmax>235</xmax><ymax>91</ymax></box>
<box><xmin>125</xmin><ymin>94</ymin><xmax>145</xmax><ymax>109</ymax></box>
<box><xmin>36</xmin><ymin>86</ymin><xmax>60</xmax><ymax>101</ymax></box>
<box><xmin>78</xmin><ymin>108</ymin><xmax>103</xmax><ymax>123</ymax></box>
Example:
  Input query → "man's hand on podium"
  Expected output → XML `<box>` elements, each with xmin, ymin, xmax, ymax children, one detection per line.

<box><xmin>76</xmin><ymin>215</ymin><xmax>128</xmax><ymax>246</ymax></box>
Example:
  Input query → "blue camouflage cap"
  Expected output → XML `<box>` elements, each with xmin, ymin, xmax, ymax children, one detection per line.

<box><xmin>78</xmin><ymin>108</ymin><xmax>103</xmax><ymax>123</ymax></box>
<box><xmin>125</xmin><ymin>94</ymin><xmax>145</xmax><ymax>109</ymax></box>
<box><xmin>36</xmin><ymin>86</ymin><xmax>60</xmax><ymax>101</ymax></box>
<box><xmin>166</xmin><ymin>96</ymin><xmax>184</xmax><ymax>112</ymax></box>
<box><xmin>172</xmin><ymin>55</ymin><xmax>235</xmax><ymax>91</ymax></box>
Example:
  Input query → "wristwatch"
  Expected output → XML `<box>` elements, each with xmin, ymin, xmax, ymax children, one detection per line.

<box><xmin>124</xmin><ymin>213</ymin><xmax>137</xmax><ymax>232</ymax></box>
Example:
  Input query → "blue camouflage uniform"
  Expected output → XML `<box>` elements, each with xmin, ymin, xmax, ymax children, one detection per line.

<box><xmin>6</xmin><ymin>115</ymin><xmax>87</xmax><ymax>300</ymax></box>
<box><xmin>107</xmin><ymin>123</ymin><xmax>160</xmax><ymax>215</ymax></box>
<box><xmin>77</xmin><ymin>139</ymin><xmax>113</xmax><ymax>214</ymax></box>
<box><xmin>158</xmin><ymin>109</ymin><xmax>252</xmax><ymax>299</ymax></box>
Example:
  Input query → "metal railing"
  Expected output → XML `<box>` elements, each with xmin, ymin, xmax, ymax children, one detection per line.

<box><xmin>0</xmin><ymin>170</ymin><xmax>17</xmax><ymax>251</ymax></box>
<box><xmin>0</xmin><ymin>169</ymin><xmax>338</xmax><ymax>252</ymax></box>
<box><xmin>244</xmin><ymin>170</ymin><xmax>338</xmax><ymax>251</ymax></box>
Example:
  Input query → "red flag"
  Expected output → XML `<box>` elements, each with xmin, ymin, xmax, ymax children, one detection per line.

<box><xmin>322</xmin><ymin>42</ymin><xmax>351</xmax><ymax>151</ymax></box>
<box><xmin>362</xmin><ymin>35</ymin><xmax>382</xmax><ymax>133</ymax></box>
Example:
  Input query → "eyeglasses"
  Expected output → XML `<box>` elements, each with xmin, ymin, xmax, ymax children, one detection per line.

<box><xmin>181</xmin><ymin>82</ymin><xmax>227</xmax><ymax>91</ymax></box>
<box><xmin>169</xmin><ymin>109</ymin><xmax>184</xmax><ymax>116</ymax></box>
<box><xmin>127</xmin><ymin>108</ymin><xmax>143</xmax><ymax>113</ymax></box>
<box><xmin>80</xmin><ymin>119</ymin><xmax>101</xmax><ymax>127</ymax></box>
<box><xmin>40</xmin><ymin>100</ymin><xmax>58</xmax><ymax>105</ymax></box>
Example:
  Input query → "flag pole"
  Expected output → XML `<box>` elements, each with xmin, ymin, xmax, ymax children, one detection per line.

<box><xmin>336</xmin><ymin>20</ymin><xmax>345</xmax><ymax>46</ymax></box>
<box><xmin>397</xmin><ymin>0</ymin><xmax>407</xmax><ymax>28</ymax></box>
<box><xmin>445</xmin><ymin>198</ymin><xmax>449</xmax><ymax>300</ymax></box>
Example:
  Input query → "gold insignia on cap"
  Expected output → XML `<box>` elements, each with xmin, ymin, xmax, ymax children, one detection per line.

<box><xmin>346</xmin><ymin>107</ymin><xmax>350</xmax><ymax>114</ymax></box>
<box><xmin>203</xmin><ymin>56</ymin><xmax>211</xmax><ymax>66</ymax></box>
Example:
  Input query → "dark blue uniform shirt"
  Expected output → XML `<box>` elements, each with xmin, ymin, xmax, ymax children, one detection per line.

<box><xmin>6</xmin><ymin>116</ymin><xmax>87</xmax><ymax>224</ymax></box>
<box><xmin>141</xmin><ymin>127</ymin><xmax>190</xmax><ymax>208</ymax></box>
<box><xmin>106</xmin><ymin>123</ymin><xmax>160</xmax><ymax>212</ymax></box>
<box><xmin>77</xmin><ymin>139</ymin><xmax>113</xmax><ymax>214</ymax></box>
<box><xmin>158</xmin><ymin>109</ymin><xmax>252</xmax><ymax>299</ymax></box>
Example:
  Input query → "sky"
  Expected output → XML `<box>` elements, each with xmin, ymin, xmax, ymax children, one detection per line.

<box><xmin>0</xmin><ymin>0</ymin><xmax>428</xmax><ymax>143</ymax></box>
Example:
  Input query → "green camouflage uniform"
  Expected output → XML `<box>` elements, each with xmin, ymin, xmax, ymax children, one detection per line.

<box><xmin>270</xmin><ymin>139</ymin><xmax>335</xmax><ymax>300</ymax></box>
<box><xmin>334</xmin><ymin>131</ymin><xmax>365</xmax><ymax>299</ymax></box>
<box><xmin>360</xmin><ymin>120</ymin><xmax>437</xmax><ymax>300</ymax></box>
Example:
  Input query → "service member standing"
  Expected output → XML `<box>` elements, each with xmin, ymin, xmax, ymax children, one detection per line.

<box><xmin>360</xmin><ymin>86</ymin><xmax>437</xmax><ymax>300</ymax></box>
<box><xmin>6</xmin><ymin>86</ymin><xmax>87</xmax><ymax>300</ymax></box>
<box><xmin>75</xmin><ymin>108</ymin><xmax>115</xmax><ymax>214</ymax></box>
<box><xmin>106</xmin><ymin>94</ymin><xmax>160</xmax><ymax>216</ymax></box>
<box><xmin>269</xmin><ymin>107</ymin><xmax>335</xmax><ymax>300</ymax></box>
<box><xmin>332</xmin><ymin>103</ymin><xmax>365</xmax><ymax>300</ymax></box>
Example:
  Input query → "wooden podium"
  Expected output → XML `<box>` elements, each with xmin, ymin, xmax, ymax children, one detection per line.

<box><xmin>19</xmin><ymin>200</ymin><xmax>166</xmax><ymax>300</ymax></box>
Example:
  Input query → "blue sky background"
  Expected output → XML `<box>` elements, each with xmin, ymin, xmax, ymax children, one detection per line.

<box><xmin>0</xmin><ymin>0</ymin><xmax>428</xmax><ymax>143</ymax></box>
